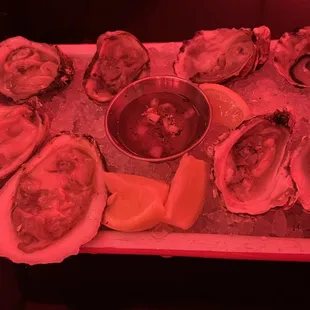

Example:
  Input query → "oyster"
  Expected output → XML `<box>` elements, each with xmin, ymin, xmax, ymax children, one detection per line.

<box><xmin>213</xmin><ymin>110</ymin><xmax>296</xmax><ymax>215</ymax></box>
<box><xmin>83</xmin><ymin>31</ymin><xmax>150</xmax><ymax>103</ymax></box>
<box><xmin>290</xmin><ymin>136</ymin><xmax>310</xmax><ymax>211</ymax></box>
<box><xmin>0</xmin><ymin>99</ymin><xmax>48</xmax><ymax>185</ymax></box>
<box><xmin>174</xmin><ymin>26</ymin><xmax>271</xmax><ymax>84</ymax></box>
<box><xmin>0</xmin><ymin>36</ymin><xmax>74</xmax><ymax>102</ymax></box>
<box><xmin>0</xmin><ymin>133</ymin><xmax>107</xmax><ymax>264</ymax></box>
<box><xmin>274</xmin><ymin>27</ymin><xmax>310</xmax><ymax>87</ymax></box>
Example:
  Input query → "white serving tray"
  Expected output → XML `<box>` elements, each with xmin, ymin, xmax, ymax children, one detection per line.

<box><xmin>51</xmin><ymin>42</ymin><xmax>310</xmax><ymax>262</ymax></box>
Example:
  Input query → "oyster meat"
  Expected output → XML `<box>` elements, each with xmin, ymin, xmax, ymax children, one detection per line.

<box><xmin>213</xmin><ymin>110</ymin><xmax>296</xmax><ymax>215</ymax></box>
<box><xmin>83</xmin><ymin>31</ymin><xmax>150</xmax><ymax>103</ymax></box>
<box><xmin>0</xmin><ymin>36</ymin><xmax>74</xmax><ymax>102</ymax></box>
<box><xmin>290</xmin><ymin>136</ymin><xmax>310</xmax><ymax>211</ymax></box>
<box><xmin>274</xmin><ymin>27</ymin><xmax>310</xmax><ymax>87</ymax></box>
<box><xmin>0</xmin><ymin>99</ymin><xmax>48</xmax><ymax>184</ymax></box>
<box><xmin>174</xmin><ymin>26</ymin><xmax>271</xmax><ymax>84</ymax></box>
<box><xmin>0</xmin><ymin>133</ymin><xmax>107</xmax><ymax>264</ymax></box>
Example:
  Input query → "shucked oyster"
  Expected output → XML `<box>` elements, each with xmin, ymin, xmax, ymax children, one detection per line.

<box><xmin>174</xmin><ymin>26</ymin><xmax>271</xmax><ymax>84</ymax></box>
<box><xmin>0</xmin><ymin>99</ymin><xmax>48</xmax><ymax>184</ymax></box>
<box><xmin>83</xmin><ymin>31</ymin><xmax>150</xmax><ymax>103</ymax></box>
<box><xmin>0</xmin><ymin>133</ymin><xmax>107</xmax><ymax>264</ymax></box>
<box><xmin>0</xmin><ymin>36</ymin><xmax>74</xmax><ymax>102</ymax></box>
<box><xmin>274</xmin><ymin>27</ymin><xmax>310</xmax><ymax>87</ymax></box>
<box><xmin>213</xmin><ymin>110</ymin><xmax>296</xmax><ymax>215</ymax></box>
<box><xmin>290</xmin><ymin>136</ymin><xmax>310</xmax><ymax>211</ymax></box>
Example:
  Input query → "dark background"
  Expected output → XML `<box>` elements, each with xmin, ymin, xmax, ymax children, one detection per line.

<box><xmin>1</xmin><ymin>0</ymin><xmax>310</xmax><ymax>309</ymax></box>
<box><xmin>1</xmin><ymin>0</ymin><xmax>310</xmax><ymax>43</ymax></box>
<box><xmin>2</xmin><ymin>254</ymin><xmax>310</xmax><ymax>310</ymax></box>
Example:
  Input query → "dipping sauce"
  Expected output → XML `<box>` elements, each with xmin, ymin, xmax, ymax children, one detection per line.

<box><xmin>117</xmin><ymin>92</ymin><xmax>200</xmax><ymax>158</ymax></box>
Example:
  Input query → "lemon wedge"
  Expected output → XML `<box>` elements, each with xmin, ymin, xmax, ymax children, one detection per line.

<box><xmin>164</xmin><ymin>154</ymin><xmax>209</xmax><ymax>230</ymax></box>
<box><xmin>199</xmin><ymin>83</ymin><xmax>250</xmax><ymax>129</ymax></box>
<box><xmin>102</xmin><ymin>172</ymin><xmax>169</xmax><ymax>232</ymax></box>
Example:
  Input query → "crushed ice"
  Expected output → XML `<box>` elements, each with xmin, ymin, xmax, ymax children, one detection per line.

<box><xmin>44</xmin><ymin>42</ymin><xmax>310</xmax><ymax>238</ymax></box>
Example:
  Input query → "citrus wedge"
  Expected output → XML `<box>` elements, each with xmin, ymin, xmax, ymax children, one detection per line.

<box><xmin>199</xmin><ymin>83</ymin><xmax>250</xmax><ymax>129</ymax></box>
<box><xmin>164</xmin><ymin>154</ymin><xmax>209</xmax><ymax>230</ymax></box>
<box><xmin>102</xmin><ymin>172</ymin><xmax>169</xmax><ymax>232</ymax></box>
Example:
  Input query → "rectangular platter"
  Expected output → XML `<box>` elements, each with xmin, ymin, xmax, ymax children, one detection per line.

<box><xmin>48</xmin><ymin>41</ymin><xmax>310</xmax><ymax>261</ymax></box>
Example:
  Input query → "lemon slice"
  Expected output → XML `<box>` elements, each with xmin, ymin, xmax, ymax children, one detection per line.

<box><xmin>102</xmin><ymin>172</ymin><xmax>169</xmax><ymax>232</ymax></box>
<box><xmin>199</xmin><ymin>83</ymin><xmax>250</xmax><ymax>129</ymax></box>
<box><xmin>164</xmin><ymin>154</ymin><xmax>209</xmax><ymax>230</ymax></box>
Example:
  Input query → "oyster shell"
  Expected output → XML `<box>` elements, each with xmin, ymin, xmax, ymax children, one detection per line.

<box><xmin>0</xmin><ymin>36</ymin><xmax>74</xmax><ymax>102</ymax></box>
<box><xmin>173</xmin><ymin>26</ymin><xmax>271</xmax><ymax>84</ymax></box>
<box><xmin>213</xmin><ymin>110</ymin><xmax>296</xmax><ymax>215</ymax></box>
<box><xmin>290</xmin><ymin>136</ymin><xmax>310</xmax><ymax>211</ymax></box>
<box><xmin>274</xmin><ymin>27</ymin><xmax>310</xmax><ymax>87</ymax></box>
<box><xmin>83</xmin><ymin>31</ymin><xmax>150</xmax><ymax>103</ymax></box>
<box><xmin>0</xmin><ymin>99</ymin><xmax>48</xmax><ymax>185</ymax></box>
<box><xmin>0</xmin><ymin>133</ymin><xmax>107</xmax><ymax>264</ymax></box>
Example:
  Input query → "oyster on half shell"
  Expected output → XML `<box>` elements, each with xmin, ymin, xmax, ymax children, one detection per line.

<box><xmin>83</xmin><ymin>31</ymin><xmax>150</xmax><ymax>103</ymax></box>
<box><xmin>0</xmin><ymin>99</ymin><xmax>48</xmax><ymax>185</ymax></box>
<box><xmin>0</xmin><ymin>133</ymin><xmax>107</xmax><ymax>265</ymax></box>
<box><xmin>174</xmin><ymin>26</ymin><xmax>271</xmax><ymax>84</ymax></box>
<box><xmin>274</xmin><ymin>27</ymin><xmax>310</xmax><ymax>87</ymax></box>
<box><xmin>0</xmin><ymin>36</ymin><xmax>74</xmax><ymax>102</ymax></box>
<box><xmin>213</xmin><ymin>110</ymin><xmax>296</xmax><ymax>215</ymax></box>
<box><xmin>290</xmin><ymin>136</ymin><xmax>310</xmax><ymax>211</ymax></box>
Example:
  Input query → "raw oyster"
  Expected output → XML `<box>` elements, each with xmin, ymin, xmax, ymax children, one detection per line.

<box><xmin>0</xmin><ymin>133</ymin><xmax>107</xmax><ymax>264</ymax></box>
<box><xmin>274</xmin><ymin>27</ymin><xmax>310</xmax><ymax>87</ymax></box>
<box><xmin>290</xmin><ymin>136</ymin><xmax>310</xmax><ymax>211</ymax></box>
<box><xmin>0</xmin><ymin>36</ymin><xmax>74</xmax><ymax>102</ymax></box>
<box><xmin>213</xmin><ymin>110</ymin><xmax>296</xmax><ymax>215</ymax></box>
<box><xmin>0</xmin><ymin>99</ymin><xmax>48</xmax><ymax>185</ymax></box>
<box><xmin>83</xmin><ymin>31</ymin><xmax>150</xmax><ymax>103</ymax></box>
<box><xmin>174</xmin><ymin>26</ymin><xmax>271</xmax><ymax>84</ymax></box>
